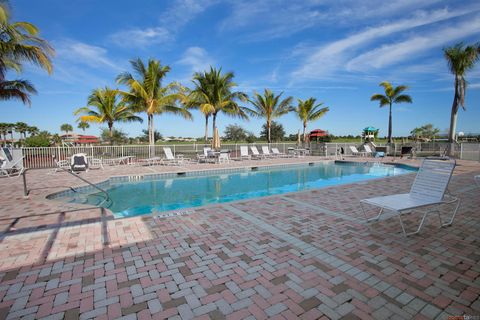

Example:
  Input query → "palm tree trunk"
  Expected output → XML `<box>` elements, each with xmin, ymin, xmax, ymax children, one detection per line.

<box><xmin>204</xmin><ymin>115</ymin><xmax>209</xmax><ymax>144</ymax></box>
<box><xmin>303</xmin><ymin>122</ymin><xmax>307</xmax><ymax>143</ymax></box>
<box><xmin>267</xmin><ymin>121</ymin><xmax>271</xmax><ymax>143</ymax></box>
<box><xmin>212</xmin><ymin>113</ymin><xmax>217</xmax><ymax>136</ymax></box>
<box><xmin>387</xmin><ymin>103</ymin><xmax>393</xmax><ymax>144</ymax></box>
<box><xmin>148</xmin><ymin>114</ymin><xmax>154</xmax><ymax>146</ymax></box>
<box><xmin>109</xmin><ymin>123</ymin><xmax>113</xmax><ymax>145</ymax></box>
<box><xmin>447</xmin><ymin>77</ymin><xmax>460</xmax><ymax>156</ymax></box>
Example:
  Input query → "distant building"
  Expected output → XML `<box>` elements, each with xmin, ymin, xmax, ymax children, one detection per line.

<box><xmin>61</xmin><ymin>133</ymin><xmax>99</xmax><ymax>145</ymax></box>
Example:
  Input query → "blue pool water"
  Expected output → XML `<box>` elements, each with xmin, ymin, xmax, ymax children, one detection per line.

<box><xmin>50</xmin><ymin>162</ymin><xmax>416</xmax><ymax>218</ymax></box>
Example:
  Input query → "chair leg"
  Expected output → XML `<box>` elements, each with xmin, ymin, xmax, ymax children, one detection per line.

<box><xmin>441</xmin><ymin>198</ymin><xmax>460</xmax><ymax>227</ymax></box>
<box><xmin>398</xmin><ymin>210</ymin><xmax>430</xmax><ymax>237</ymax></box>
<box><xmin>360</xmin><ymin>202</ymin><xmax>384</xmax><ymax>222</ymax></box>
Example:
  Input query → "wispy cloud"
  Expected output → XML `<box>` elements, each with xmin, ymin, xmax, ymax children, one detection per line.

<box><xmin>109</xmin><ymin>27</ymin><xmax>172</xmax><ymax>47</ymax></box>
<box><xmin>347</xmin><ymin>17</ymin><xmax>480</xmax><ymax>72</ymax></box>
<box><xmin>177</xmin><ymin>47</ymin><xmax>214</xmax><ymax>74</ymax></box>
<box><xmin>291</xmin><ymin>8</ymin><xmax>479</xmax><ymax>81</ymax></box>
<box><xmin>55</xmin><ymin>40</ymin><xmax>121</xmax><ymax>70</ymax></box>
<box><xmin>109</xmin><ymin>0</ymin><xmax>217</xmax><ymax>47</ymax></box>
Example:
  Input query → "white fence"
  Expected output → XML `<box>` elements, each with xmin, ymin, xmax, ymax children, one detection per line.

<box><xmin>19</xmin><ymin>142</ymin><xmax>480</xmax><ymax>169</ymax></box>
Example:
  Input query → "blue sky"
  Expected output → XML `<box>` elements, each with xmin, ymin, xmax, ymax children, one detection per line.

<box><xmin>3</xmin><ymin>0</ymin><xmax>480</xmax><ymax>138</ymax></box>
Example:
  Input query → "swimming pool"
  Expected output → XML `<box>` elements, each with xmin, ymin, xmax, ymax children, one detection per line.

<box><xmin>49</xmin><ymin>161</ymin><xmax>416</xmax><ymax>218</ymax></box>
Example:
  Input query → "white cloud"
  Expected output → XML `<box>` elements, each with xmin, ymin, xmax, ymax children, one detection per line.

<box><xmin>55</xmin><ymin>40</ymin><xmax>120</xmax><ymax>70</ymax></box>
<box><xmin>347</xmin><ymin>17</ymin><xmax>480</xmax><ymax>72</ymax></box>
<box><xmin>109</xmin><ymin>0</ymin><xmax>217</xmax><ymax>47</ymax></box>
<box><xmin>291</xmin><ymin>8</ymin><xmax>478</xmax><ymax>81</ymax></box>
<box><xmin>177</xmin><ymin>47</ymin><xmax>214</xmax><ymax>73</ymax></box>
<box><xmin>109</xmin><ymin>27</ymin><xmax>172</xmax><ymax>47</ymax></box>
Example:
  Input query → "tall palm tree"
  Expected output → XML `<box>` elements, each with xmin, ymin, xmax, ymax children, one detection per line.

<box><xmin>77</xmin><ymin>121</ymin><xmax>89</xmax><ymax>132</ymax></box>
<box><xmin>14</xmin><ymin>121</ymin><xmax>28</xmax><ymax>139</ymax></box>
<box><xmin>117</xmin><ymin>58</ymin><xmax>191</xmax><ymax>146</ymax></box>
<box><xmin>27</xmin><ymin>125</ymin><xmax>38</xmax><ymax>136</ymax></box>
<box><xmin>60</xmin><ymin>123</ymin><xmax>73</xmax><ymax>135</ymax></box>
<box><xmin>443</xmin><ymin>42</ymin><xmax>480</xmax><ymax>154</ymax></box>
<box><xmin>295</xmin><ymin>98</ymin><xmax>329</xmax><ymax>142</ymax></box>
<box><xmin>74</xmin><ymin>87</ymin><xmax>142</xmax><ymax>144</ymax></box>
<box><xmin>187</xmin><ymin>67</ymin><xmax>248</xmax><ymax>142</ymax></box>
<box><xmin>245</xmin><ymin>89</ymin><xmax>292</xmax><ymax>143</ymax></box>
<box><xmin>370</xmin><ymin>81</ymin><xmax>412</xmax><ymax>143</ymax></box>
<box><xmin>0</xmin><ymin>122</ymin><xmax>8</xmax><ymax>143</ymax></box>
<box><xmin>0</xmin><ymin>3</ymin><xmax>54</xmax><ymax>105</ymax></box>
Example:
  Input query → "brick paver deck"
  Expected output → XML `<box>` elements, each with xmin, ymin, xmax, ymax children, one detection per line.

<box><xmin>0</xmin><ymin>157</ymin><xmax>478</xmax><ymax>319</ymax></box>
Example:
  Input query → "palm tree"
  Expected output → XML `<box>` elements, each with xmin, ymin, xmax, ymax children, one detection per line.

<box><xmin>370</xmin><ymin>81</ymin><xmax>412</xmax><ymax>143</ymax></box>
<box><xmin>188</xmin><ymin>67</ymin><xmax>248</xmax><ymax>142</ymax></box>
<box><xmin>245</xmin><ymin>89</ymin><xmax>292</xmax><ymax>143</ymax></box>
<box><xmin>60</xmin><ymin>123</ymin><xmax>73</xmax><ymax>135</ymax></box>
<box><xmin>295</xmin><ymin>98</ymin><xmax>329</xmax><ymax>142</ymax></box>
<box><xmin>117</xmin><ymin>58</ymin><xmax>191</xmax><ymax>146</ymax></box>
<box><xmin>15</xmin><ymin>121</ymin><xmax>28</xmax><ymax>139</ymax></box>
<box><xmin>0</xmin><ymin>122</ymin><xmax>8</xmax><ymax>143</ymax></box>
<box><xmin>0</xmin><ymin>3</ymin><xmax>54</xmax><ymax>105</ymax></box>
<box><xmin>74</xmin><ymin>87</ymin><xmax>142</xmax><ymax>144</ymax></box>
<box><xmin>27</xmin><ymin>125</ymin><xmax>38</xmax><ymax>136</ymax></box>
<box><xmin>443</xmin><ymin>42</ymin><xmax>480</xmax><ymax>154</ymax></box>
<box><xmin>77</xmin><ymin>121</ymin><xmax>90</xmax><ymax>133</ymax></box>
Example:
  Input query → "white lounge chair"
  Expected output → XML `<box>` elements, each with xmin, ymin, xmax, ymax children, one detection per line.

<box><xmin>261</xmin><ymin>146</ymin><xmax>274</xmax><ymax>158</ymax></box>
<box><xmin>218</xmin><ymin>150</ymin><xmax>230</xmax><ymax>164</ymax></box>
<box><xmin>0</xmin><ymin>147</ymin><xmax>24</xmax><ymax>177</ymax></box>
<box><xmin>54</xmin><ymin>159</ymin><xmax>71</xmax><ymax>172</ymax></box>
<box><xmin>360</xmin><ymin>158</ymin><xmax>459</xmax><ymax>237</ymax></box>
<box><xmin>162</xmin><ymin>147</ymin><xmax>189</xmax><ymax>165</ymax></box>
<box><xmin>240</xmin><ymin>146</ymin><xmax>251</xmax><ymax>160</ymax></box>
<box><xmin>197</xmin><ymin>147</ymin><xmax>214</xmax><ymax>163</ymax></box>
<box><xmin>144</xmin><ymin>157</ymin><xmax>162</xmax><ymax>166</ymax></box>
<box><xmin>250</xmin><ymin>146</ymin><xmax>266</xmax><ymax>159</ymax></box>
<box><xmin>349</xmin><ymin>146</ymin><xmax>367</xmax><ymax>157</ymax></box>
<box><xmin>363</xmin><ymin>145</ymin><xmax>374</xmax><ymax>157</ymax></box>
<box><xmin>271</xmin><ymin>147</ymin><xmax>287</xmax><ymax>158</ymax></box>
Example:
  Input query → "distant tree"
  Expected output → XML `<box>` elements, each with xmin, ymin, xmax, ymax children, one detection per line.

<box><xmin>139</xmin><ymin>129</ymin><xmax>162</xmax><ymax>143</ymax></box>
<box><xmin>15</xmin><ymin>122</ymin><xmax>28</xmax><ymax>139</ymax></box>
<box><xmin>0</xmin><ymin>122</ymin><xmax>10</xmax><ymax>142</ymax></box>
<box><xmin>245</xmin><ymin>132</ymin><xmax>256</xmax><ymax>143</ymax></box>
<box><xmin>246</xmin><ymin>89</ymin><xmax>292</xmax><ymax>143</ymax></box>
<box><xmin>443</xmin><ymin>42</ymin><xmax>480</xmax><ymax>155</ymax></box>
<box><xmin>60</xmin><ymin>123</ymin><xmax>73</xmax><ymax>135</ymax></box>
<box><xmin>260</xmin><ymin>121</ymin><xmax>285</xmax><ymax>142</ymax></box>
<box><xmin>224</xmin><ymin>124</ymin><xmax>248</xmax><ymax>142</ymax></box>
<box><xmin>24</xmin><ymin>131</ymin><xmax>51</xmax><ymax>147</ymax></box>
<box><xmin>410</xmin><ymin>124</ymin><xmax>440</xmax><ymax>141</ymax></box>
<box><xmin>100</xmin><ymin>128</ymin><xmax>128</xmax><ymax>145</ymax></box>
<box><xmin>77</xmin><ymin>121</ymin><xmax>90</xmax><ymax>132</ymax></box>
<box><xmin>370</xmin><ymin>81</ymin><xmax>412</xmax><ymax>143</ymax></box>
<box><xmin>27</xmin><ymin>125</ymin><xmax>39</xmax><ymax>136</ymax></box>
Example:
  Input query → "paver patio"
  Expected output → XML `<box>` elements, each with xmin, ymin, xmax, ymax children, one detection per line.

<box><xmin>0</xmin><ymin>157</ymin><xmax>479</xmax><ymax>319</ymax></box>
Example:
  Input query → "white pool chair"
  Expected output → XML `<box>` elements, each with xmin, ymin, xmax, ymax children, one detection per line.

<box><xmin>271</xmin><ymin>147</ymin><xmax>287</xmax><ymax>158</ymax></box>
<box><xmin>197</xmin><ymin>147</ymin><xmax>214</xmax><ymax>163</ymax></box>
<box><xmin>144</xmin><ymin>157</ymin><xmax>162</xmax><ymax>166</ymax></box>
<box><xmin>218</xmin><ymin>150</ymin><xmax>230</xmax><ymax>164</ymax></box>
<box><xmin>240</xmin><ymin>146</ymin><xmax>251</xmax><ymax>160</ymax></box>
<box><xmin>360</xmin><ymin>158</ymin><xmax>459</xmax><ymax>237</ymax></box>
<box><xmin>261</xmin><ymin>146</ymin><xmax>274</xmax><ymax>158</ymax></box>
<box><xmin>363</xmin><ymin>145</ymin><xmax>374</xmax><ymax>157</ymax></box>
<box><xmin>250</xmin><ymin>146</ymin><xmax>266</xmax><ymax>159</ymax></box>
<box><xmin>0</xmin><ymin>147</ymin><xmax>24</xmax><ymax>177</ymax></box>
<box><xmin>162</xmin><ymin>147</ymin><xmax>189</xmax><ymax>165</ymax></box>
<box><xmin>349</xmin><ymin>146</ymin><xmax>367</xmax><ymax>157</ymax></box>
